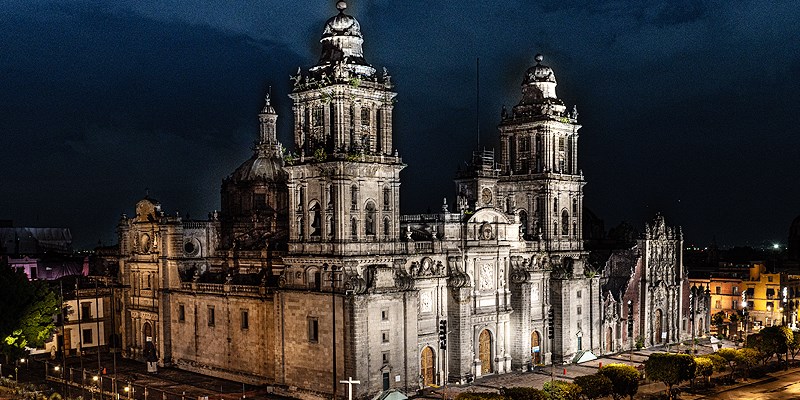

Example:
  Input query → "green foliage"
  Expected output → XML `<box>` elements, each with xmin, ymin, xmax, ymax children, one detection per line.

<box><xmin>455</xmin><ymin>393</ymin><xmax>506</xmax><ymax>400</ymax></box>
<box><xmin>754</xmin><ymin>325</ymin><xmax>793</xmax><ymax>363</ymax></box>
<box><xmin>313</xmin><ymin>148</ymin><xmax>327</xmax><ymax>162</ymax></box>
<box><xmin>598</xmin><ymin>363</ymin><xmax>640</xmax><ymax>400</ymax></box>
<box><xmin>635</xmin><ymin>335</ymin><xmax>645</xmax><ymax>350</ymax></box>
<box><xmin>699</xmin><ymin>353</ymin><xmax>727</xmax><ymax>372</ymax></box>
<box><xmin>573</xmin><ymin>374</ymin><xmax>613</xmax><ymax>400</ymax></box>
<box><xmin>543</xmin><ymin>380</ymin><xmax>581</xmax><ymax>400</ymax></box>
<box><xmin>737</xmin><ymin>347</ymin><xmax>761</xmax><ymax>375</ymax></box>
<box><xmin>348</xmin><ymin>77</ymin><xmax>362</xmax><ymax>87</ymax></box>
<box><xmin>644</xmin><ymin>353</ymin><xmax>696</xmax><ymax>396</ymax></box>
<box><xmin>0</xmin><ymin>265</ymin><xmax>59</xmax><ymax>358</ymax></box>
<box><xmin>501</xmin><ymin>387</ymin><xmax>550</xmax><ymax>400</ymax></box>
<box><xmin>716</xmin><ymin>347</ymin><xmax>743</xmax><ymax>379</ymax></box>
<box><xmin>711</xmin><ymin>311</ymin><xmax>726</xmax><ymax>327</ymax></box>
<box><xmin>694</xmin><ymin>357</ymin><xmax>713</xmax><ymax>380</ymax></box>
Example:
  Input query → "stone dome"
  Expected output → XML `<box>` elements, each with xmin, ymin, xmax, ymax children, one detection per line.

<box><xmin>523</xmin><ymin>54</ymin><xmax>557</xmax><ymax>85</ymax></box>
<box><xmin>228</xmin><ymin>154</ymin><xmax>286</xmax><ymax>183</ymax></box>
<box><xmin>323</xmin><ymin>12</ymin><xmax>362</xmax><ymax>38</ymax></box>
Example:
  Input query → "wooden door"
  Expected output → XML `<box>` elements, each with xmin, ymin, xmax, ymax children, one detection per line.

<box><xmin>420</xmin><ymin>346</ymin><xmax>435</xmax><ymax>386</ymax></box>
<box><xmin>655</xmin><ymin>309</ymin><xmax>663</xmax><ymax>344</ymax></box>
<box><xmin>479</xmin><ymin>330</ymin><xmax>493</xmax><ymax>375</ymax></box>
<box><xmin>531</xmin><ymin>331</ymin><xmax>541</xmax><ymax>364</ymax></box>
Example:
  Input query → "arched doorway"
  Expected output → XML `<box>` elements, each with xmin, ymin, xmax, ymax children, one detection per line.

<box><xmin>531</xmin><ymin>331</ymin><xmax>541</xmax><ymax>365</ymax></box>
<box><xmin>654</xmin><ymin>309</ymin><xmax>663</xmax><ymax>344</ymax></box>
<box><xmin>420</xmin><ymin>347</ymin><xmax>435</xmax><ymax>387</ymax></box>
<box><xmin>143</xmin><ymin>321</ymin><xmax>152</xmax><ymax>343</ymax></box>
<box><xmin>479</xmin><ymin>329</ymin><xmax>493</xmax><ymax>375</ymax></box>
<box><xmin>606</xmin><ymin>327</ymin><xmax>613</xmax><ymax>353</ymax></box>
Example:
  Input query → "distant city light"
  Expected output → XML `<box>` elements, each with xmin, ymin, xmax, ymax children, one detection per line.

<box><xmin>773</xmin><ymin>243</ymin><xmax>780</xmax><ymax>249</ymax></box>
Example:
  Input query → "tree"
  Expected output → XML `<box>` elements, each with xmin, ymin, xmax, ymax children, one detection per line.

<box><xmin>598</xmin><ymin>363</ymin><xmax>640</xmax><ymax>400</ymax></box>
<box><xmin>455</xmin><ymin>394</ymin><xmax>506</xmax><ymax>400</ymax></box>
<box><xmin>755</xmin><ymin>325</ymin><xmax>792</xmax><ymax>366</ymax></box>
<box><xmin>0</xmin><ymin>264</ymin><xmax>59</xmax><ymax>361</ymax></box>
<box><xmin>573</xmin><ymin>374</ymin><xmax>613</xmax><ymax>400</ymax></box>
<box><xmin>694</xmin><ymin>357</ymin><xmax>713</xmax><ymax>384</ymax></box>
<box><xmin>736</xmin><ymin>348</ymin><xmax>761</xmax><ymax>377</ymax></box>
<box><xmin>501</xmin><ymin>387</ymin><xmax>549</xmax><ymax>400</ymax></box>
<box><xmin>789</xmin><ymin>329</ymin><xmax>800</xmax><ymax>360</ymax></box>
<box><xmin>711</xmin><ymin>311</ymin><xmax>726</xmax><ymax>337</ymax></box>
<box><xmin>644</xmin><ymin>353</ymin><xmax>696</xmax><ymax>399</ymax></box>
<box><xmin>728</xmin><ymin>313</ymin><xmax>740</xmax><ymax>339</ymax></box>
<box><xmin>716</xmin><ymin>348</ymin><xmax>742</xmax><ymax>380</ymax></box>
<box><xmin>543</xmin><ymin>380</ymin><xmax>581</xmax><ymax>400</ymax></box>
<box><xmin>699</xmin><ymin>353</ymin><xmax>727</xmax><ymax>374</ymax></box>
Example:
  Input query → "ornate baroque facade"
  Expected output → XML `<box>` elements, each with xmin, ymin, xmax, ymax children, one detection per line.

<box><xmin>114</xmin><ymin>2</ymin><xmax>703</xmax><ymax>399</ymax></box>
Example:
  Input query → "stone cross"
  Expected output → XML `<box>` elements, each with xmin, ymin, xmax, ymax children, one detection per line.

<box><xmin>339</xmin><ymin>377</ymin><xmax>361</xmax><ymax>400</ymax></box>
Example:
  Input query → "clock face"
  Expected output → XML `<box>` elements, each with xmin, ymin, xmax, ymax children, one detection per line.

<box><xmin>141</xmin><ymin>233</ymin><xmax>151</xmax><ymax>253</ymax></box>
<box><xmin>481</xmin><ymin>188</ymin><xmax>492</xmax><ymax>204</ymax></box>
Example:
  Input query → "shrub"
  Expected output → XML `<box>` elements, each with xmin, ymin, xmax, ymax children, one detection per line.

<box><xmin>573</xmin><ymin>374</ymin><xmax>613</xmax><ymax>399</ymax></box>
<box><xmin>501</xmin><ymin>387</ymin><xmax>550</xmax><ymax>400</ymax></box>
<box><xmin>543</xmin><ymin>380</ymin><xmax>581</xmax><ymax>400</ymax></box>
<box><xmin>598</xmin><ymin>363</ymin><xmax>640</xmax><ymax>400</ymax></box>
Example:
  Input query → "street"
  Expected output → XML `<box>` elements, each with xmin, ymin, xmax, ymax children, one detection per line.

<box><xmin>693</xmin><ymin>368</ymin><xmax>800</xmax><ymax>400</ymax></box>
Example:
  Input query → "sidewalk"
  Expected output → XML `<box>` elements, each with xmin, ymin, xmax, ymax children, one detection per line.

<box><xmin>23</xmin><ymin>354</ymin><xmax>293</xmax><ymax>400</ymax></box>
<box><xmin>414</xmin><ymin>341</ymin><xmax>723</xmax><ymax>399</ymax></box>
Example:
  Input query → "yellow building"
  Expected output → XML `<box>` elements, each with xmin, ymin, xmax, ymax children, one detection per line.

<box><xmin>742</xmin><ymin>263</ymin><xmax>786</xmax><ymax>329</ymax></box>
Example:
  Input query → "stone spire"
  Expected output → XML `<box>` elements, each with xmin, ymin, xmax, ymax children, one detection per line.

<box><xmin>257</xmin><ymin>92</ymin><xmax>281</xmax><ymax>157</ymax></box>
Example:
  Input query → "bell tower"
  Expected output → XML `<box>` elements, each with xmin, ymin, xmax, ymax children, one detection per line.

<box><xmin>497</xmin><ymin>54</ymin><xmax>584</xmax><ymax>251</ymax></box>
<box><xmin>284</xmin><ymin>0</ymin><xmax>404</xmax><ymax>252</ymax></box>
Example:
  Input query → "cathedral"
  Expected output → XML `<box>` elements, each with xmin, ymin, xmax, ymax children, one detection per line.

<box><xmin>113</xmin><ymin>2</ymin><xmax>707</xmax><ymax>399</ymax></box>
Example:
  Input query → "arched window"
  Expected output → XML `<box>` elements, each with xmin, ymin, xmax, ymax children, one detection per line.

<box><xmin>572</xmin><ymin>198</ymin><xmax>578</xmax><ymax>213</ymax></box>
<box><xmin>573</xmin><ymin>222</ymin><xmax>577</xmax><ymax>238</ymax></box>
<box><xmin>361</xmin><ymin>107</ymin><xmax>371</xmax><ymax>126</ymax></box>
<box><xmin>561</xmin><ymin>210</ymin><xmax>569</xmax><ymax>236</ymax></box>
<box><xmin>365</xmin><ymin>201</ymin><xmax>376</xmax><ymax>236</ymax></box>
<box><xmin>383</xmin><ymin>217</ymin><xmax>391</xmax><ymax>236</ymax></box>
<box><xmin>328</xmin><ymin>185</ymin><xmax>335</xmax><ymax>209</ymax></box>
<box><xmin>519</xmin><ymin>210</ymin><xmax>528</xmax><ymax>238</ymax></box>
<box><xmin>297</xmin><ymin>187</ymin><xmax>306</xmax><ymax>210</ymax></box>
<box><xmin>351</xmin><ymin>185</ymin><xmax>358</xmax><ymax>210</ymax></box>
<box><xmin>351</xmin><ymin>217</ymin><xmax>358</xmax><ymax>238</ymax></box>
<box><xmin>310</xmin><ymin>203</ymin><xmax>321</xmax><ymax>238</ymax></box>
<box><xmin>383</xmin><ymin>187</ymin><xmax>391</xmax><ymax>210</ymax></box>
<box><xmin>328</xmin><ymin>216</ymin><xmax>335</xmax><ymax>238</ymax></box>
<box><xmin>298</xmin><ymin>217</ymin><xmax>304</xmax><ymax>239</ymax></box>
<box><xmin>553</xmin><ymin>197</ymin><xmax>558</xmax><ymax>214</ymax></box>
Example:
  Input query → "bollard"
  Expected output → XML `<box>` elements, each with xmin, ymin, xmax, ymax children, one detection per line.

<box><xmin>599</xmin><ymin>362</ymin><xmax>602</xmax><ymax>368</ymax></box>
<box><xmin>563</xmin><ymin>368</ymin><xmax>566</xmax><ymax>375</ymax></box>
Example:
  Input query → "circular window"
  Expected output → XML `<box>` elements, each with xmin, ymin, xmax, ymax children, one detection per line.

<box><xmin>183</xmin><ymin>239</ymin><xmax>200</xmax><ymax>257</ymax></box>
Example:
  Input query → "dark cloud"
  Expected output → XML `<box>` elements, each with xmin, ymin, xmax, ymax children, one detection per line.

<box><xmin>2</xmin><ymin>0</ymin><xmax>799</xmax><ymax>249</ymax></box>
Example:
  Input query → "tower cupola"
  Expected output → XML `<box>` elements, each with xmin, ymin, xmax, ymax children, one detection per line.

<box><xmin>311</xmin><ymin>0</ymin><xmax>375</xmax><ymax>77</ymax></box>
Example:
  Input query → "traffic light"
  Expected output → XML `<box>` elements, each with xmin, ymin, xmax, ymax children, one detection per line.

<box><xmin>547</xmin><ymin>308</ymin><xmax>555</xmax><ymax>339</ymax></box>
<box><xmin>439</xmin><ymin>320</ymin><xmax>447</xmax><ymax>350</ymax></box>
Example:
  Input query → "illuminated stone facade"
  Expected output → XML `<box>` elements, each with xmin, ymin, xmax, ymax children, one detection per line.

<box><xmin>114</xmin><ymin>2</ymin><xmax>692</xmax><ymax>399</ymax></box>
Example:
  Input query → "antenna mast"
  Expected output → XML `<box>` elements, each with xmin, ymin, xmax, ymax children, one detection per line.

<box><xmin>476</xmin><ymin>57</ymin><xmax>480</xmax><ymax>148</ymax></box>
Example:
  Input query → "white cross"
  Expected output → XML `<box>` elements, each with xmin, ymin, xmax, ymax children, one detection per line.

<box><xmin>339</xmin><ymin>377</ymin><xmax>361</xmax><ymax>400</ymax></box>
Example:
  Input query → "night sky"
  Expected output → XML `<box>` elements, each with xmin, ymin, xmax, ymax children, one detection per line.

<box><xmin>2</xmin><ymin>1</ymin><xmax>799</xmax><ymax>250</ymax></box>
